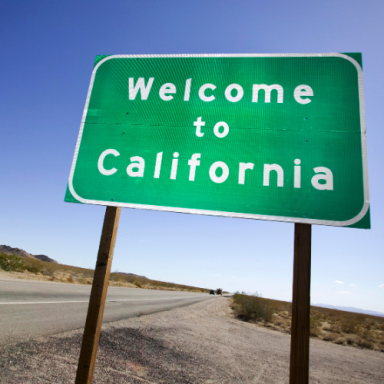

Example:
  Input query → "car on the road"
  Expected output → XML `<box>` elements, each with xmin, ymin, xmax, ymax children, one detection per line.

<box><xmin>209</xmin><ymin>290</ymin><xmax>215</xmax><ymax>295</ymax></box>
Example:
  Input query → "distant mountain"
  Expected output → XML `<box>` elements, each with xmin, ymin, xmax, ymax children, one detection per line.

<box><xmin>314</xmin><ymin>303</ymin><xmax>384</xmax><ymax>318</ymax></box>
<box><xmin>0</xmin><ymin>245</ymin><xmax>57</xmax><ymax>263</ymax></box>
<box><xmin>0</xmin><ymin>245</ymin><xmax>34</xmax><ymax>259</ymax></box>
<box><xmin>33</xmin><ymin>254</ymin><xmax>58</xmax><ymax>263</ymax></box>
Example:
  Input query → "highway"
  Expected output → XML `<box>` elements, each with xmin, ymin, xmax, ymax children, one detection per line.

<box><xmin>0</xmin><ymin>276</ymin><xmax>212</xmax><ymax>345</ymax></box>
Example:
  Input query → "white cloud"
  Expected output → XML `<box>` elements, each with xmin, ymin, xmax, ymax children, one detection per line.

<box><xmin>379</xmin><ymin>284</ymin><xmax>384</xmax><ymax>289</ymax></box>
<box><xmin>337</xmin><ymin>291</ymin><xmax>351</xmax><ymax>295</ymax></box>
<box><xmin>214</xmin><ymin>274</ymin><xmax>221</xmax><ymax>276</ymax></box>
<box><xmin>350</xmin><ymin>284</ymin><xmax>356</xmax><ymax>287</ymax></box>
<box><xmin>334</xmin><ymin>280</ymin><xmax>344</xmax><ymax>284</ymax></box>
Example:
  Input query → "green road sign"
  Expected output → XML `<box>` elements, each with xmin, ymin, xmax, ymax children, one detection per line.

<box><xmin>65</xmin><ymin>54</ymin><xmax>370</xmax><ymax>228</ymax></box>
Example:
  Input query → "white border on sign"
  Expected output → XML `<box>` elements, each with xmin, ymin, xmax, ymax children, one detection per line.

<box><xmin>68</xmin><ymin>53</ymin><xmax>369</xmax><ymax>227</ymax></box>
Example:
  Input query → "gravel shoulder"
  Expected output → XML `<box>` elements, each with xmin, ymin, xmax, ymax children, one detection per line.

<box><xmin>1</xmin><ymin>297</ymin><xmax>383</xmax><ymax>383</ymax></box>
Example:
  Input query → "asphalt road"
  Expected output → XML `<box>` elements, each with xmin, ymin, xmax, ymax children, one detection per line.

<box><xmin>0</xmin><ymin>277</ymin><xmax>213</xmax><ymax>345</ymax></box>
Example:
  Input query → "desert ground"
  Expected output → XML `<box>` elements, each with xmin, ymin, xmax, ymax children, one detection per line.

<box><xmin>1</xmin><ymin>297</ymin><xmax>383</xmax><ymax>383</ymax></box>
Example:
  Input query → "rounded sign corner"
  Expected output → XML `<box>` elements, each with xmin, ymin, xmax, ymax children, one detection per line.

<box><xmin>337</xmin><ymin>200</ymin><xmax>369</xmax><ymax>227</ymax></box>
<box><xmin>92</xmin><ymin>55</ymin><xmax>118</xmax><ymax>75</ymax></box>
<box><xmin>334</xmin><ymin>53</ymin><xmax>363</xmax><ymax>75</ymax></box>
<box><xmin>68</xmin><ymin>177</ymin><xmax>88</xmax><ymax>205</ymax></box>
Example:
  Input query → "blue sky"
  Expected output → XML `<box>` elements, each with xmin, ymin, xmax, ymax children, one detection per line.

<box><xmin>1</xmin><ymin>0</ymin><xmax>384</xmax><ymax>312</ymax></box>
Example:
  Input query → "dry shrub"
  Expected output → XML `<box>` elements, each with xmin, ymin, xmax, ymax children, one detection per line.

<box><xmin>322</xmin><ymin>323</ymin><xmax>331</xmax><ymax>332</ymax></box>
<box><xmin>310</xmin><ymin>328</ymin><xmax>320</xmax><ymax>337</ymax></box>
<box><xmin>345</xmin><ymin>334</ymin><xmax>359</xmax><ymax>345</ymax></box>
<box><xmin>232</xmin><ymin>293</ymin><xmax>273</xmax><ymax>323</ymax></box>
<box><xmin>341</xmin><ymin>319</ymin><xmax>358</xmax><ymax>334</ymax></box>
<box><xmin>232</xmin><ymin>298</ymin><xmax>384</xmax><ymax>351</ymax></box>
<box><xmin>110</xmin><ymin>274</ymin><xmax>121</xmax><ymax>283</ymax></box>
<box><xmin>271</xmin><ymin>313</ymin><xmax>291</xmax><ymax>333</ymax></box>
<box><xmin>330</xmin><ymin>323</ymin><xmax>342</xmax><ymax>334</ymax></box>
<box><xmin>360</xmin><ymin>329</ymin><xmax>374</xmax><ymax>341</ymax></box>
<box><xmin>0</xmin><ymin>253</ymin><xmax>27</xmax><ymax>272</ymax></box>
<box><xmin>364</xmin><ymin>319</ymin><xmax>374</xmax><ymax>330</ymax></box>
<box><xmin>0</xmin><ymin>253</ymin><xmax>42</xmax><ymax>274</ymax></box>
<box><xmin>334</xmin><ymin>337</ymin><xmax>346</xmax><ymax>345</ymax></box>
<box><xmin>274</xmin><ymin>316</ymin><xmax>285</xmax><ymax>327</ymax></box>
<box><xmin>322</xmin><ymin>332</ymin><xmax>339</xmax><ymax>342</ymax></box>
<box><xmin>357</xmin><ymin>339</ymin><xmax>373</xmax><ymax>349</ymax></box>
<box><xmin>280</xmin><ymin>311</ymin><xmax>290</xmax><ymax>318</ymax></box>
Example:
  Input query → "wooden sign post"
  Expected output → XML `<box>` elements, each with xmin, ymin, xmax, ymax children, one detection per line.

<box><xmin>289</xmin><ymin>223</ymin><xmax>312</xmax><ymax>384</ymax></box>
<box><xmin>75</xmin><ymin>206</ymin><xmax>121</xmax><ymax>384</ymax></box>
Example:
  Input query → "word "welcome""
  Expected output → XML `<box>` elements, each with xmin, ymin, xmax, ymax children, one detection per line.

<box><xmin>128</xmin><ymin>78</ymin><xmax>314</xmax><ymax>104</ymax></box>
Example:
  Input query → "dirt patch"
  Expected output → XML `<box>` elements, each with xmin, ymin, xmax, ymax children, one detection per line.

<box><xmin>0</xmin><ymin>298</ymin><xmax>383</xmax><ymax>383</ymax></box>
<box><xmin>0</xmin><ymin>267</ymin><xmax>137</xmax><ymax>288</ymax></box>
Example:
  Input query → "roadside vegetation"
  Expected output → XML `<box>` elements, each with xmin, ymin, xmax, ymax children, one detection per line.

<box><xmin>232</xmin><ymin>292</ymin><xmax>273</xmax><ymax>322</ymax></box>
<box><xmin>0</xmin><ymin>253</ymin><xmax>210</xmax><ymax>293</ymax></box>
<box><xmin>232</xmin><ymin>292</ymin><xmax>384</xmax><ymax>351</ymax></box>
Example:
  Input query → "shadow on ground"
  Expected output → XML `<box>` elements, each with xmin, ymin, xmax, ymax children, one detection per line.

<box><xmin>0</xmin><ymin>327</ymin><xmax>218</xmax><ymax>384</ymax></box>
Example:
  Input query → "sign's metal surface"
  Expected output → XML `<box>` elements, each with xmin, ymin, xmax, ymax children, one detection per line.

<box><xmin>65</xmin><ymin>54</ymin><xmax>370</xmax><ymax>228</ymax></box>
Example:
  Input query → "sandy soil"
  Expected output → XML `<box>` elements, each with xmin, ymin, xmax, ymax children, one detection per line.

<box><xmin>0</xmin><ymin>270</ymin><xmax>204</xmax><ymax>291</ymax></box>
<box><xmin>0</xmin><ymin>297</ymin><xmax>383</xmax><ymax>383</ymax></box>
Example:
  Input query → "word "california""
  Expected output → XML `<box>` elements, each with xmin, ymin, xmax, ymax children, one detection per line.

<box><xmin>98</xmin><ymin>150</ymin><xmax>333</xmax><ymax>190</ymax></box>
<box><xmin>128</xmin><ymin>78</ymin><xmax>314</xmax><ymax>104</ymax></box>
